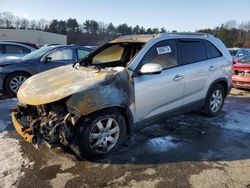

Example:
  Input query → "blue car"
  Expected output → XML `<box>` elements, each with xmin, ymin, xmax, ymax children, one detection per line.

<box><xmin>0</xmin><ymin>45</ymin><xmax>93</xmax><ymax>95</ymax></box>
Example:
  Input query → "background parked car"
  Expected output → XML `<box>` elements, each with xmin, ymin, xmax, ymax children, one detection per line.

<box><xmin>232</xmin><ymin>55</ymin><xmax>250</xmax><ymax>89</ymax></box>
<box><xmin>228</xmin><ymin>47</ymin><xmax>250</xmax><ymax>60</ymax></box>
<box><xmin>0</xmin><ymin>41</ymin><xmax>38</xmax><ymax>61</ymax></box>
<box><xmin>0</xmin><ymin>45</ymin><xmax>93</xmax><ymax>95</ymax></box>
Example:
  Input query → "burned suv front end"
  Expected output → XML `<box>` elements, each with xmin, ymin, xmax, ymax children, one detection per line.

<box><xmin>11</xmin><ymin>35</ymin><xmax>152</xmax><ymax>156</ymax></box>
<box><xmin>11</xmin><ymin>63</ymin><xmax>133</xmax><ymax>155</ymax></box>
<box><xmin>12</xmin><ymin>97</ymin><xmax>79</xmax><ymax>146</ymax></box>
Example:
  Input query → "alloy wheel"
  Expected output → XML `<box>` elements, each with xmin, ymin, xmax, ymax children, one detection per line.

<box><xmin>89</xmin><ymin>117</ymin><xmax>120</xmax><ymax>154</ymax></box>
<box><xmin>9</xmin><ymin>75</ymin><xmax>27</xmax><ymax>93</ymax></box>
<box><xmin>210</xmin><ymin>89</ymin><xmax>223</xmax><ymax>113</ymax></box>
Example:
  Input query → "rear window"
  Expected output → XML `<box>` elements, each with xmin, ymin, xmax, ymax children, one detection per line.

<box><xmin>240</xmin><ymin>56</ymin><xmax>250</xmax><ymax>63</ymax></box>
<box><xmin>5</xmin><ymin>44</ymin><xmax>31</xmax><ymax>54</ymax></box>
<box><xmin>178</xmin><ymin>40</ymin><xmax>207</xmax><ymax>64</ymax></box>
<box><xmin>203</xmin><ymin>40</ymin><xmax>222</xmax><ymax>59</ymax></box>
<box><xmin>77</xmin><ymin>49</ymin><xmax>90</xmax><ymax>59</ymax></box>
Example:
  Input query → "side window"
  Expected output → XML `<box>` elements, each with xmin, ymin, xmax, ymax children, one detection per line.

<box><xmin>141</xmin><ymin>40</ymin><xmax>178</xmax><ymax>69</ymax></box>
<box><xmin>203</xmin><ymin>40</ymin><xmax>222</xmax><ymax>59</ymax></box>
<box><xmin>92</xmin><ymin>44</ymin><xmax>124</xmax><ymax>64</ymax></box>
<box><xmin>21</xmin><ymin>46</ymin><xmax>31</xmax><ymax>53</ymax></box>
<box><xmin>77</xmin><ymin>49</ymin><xmax>89</xmax><ymax>59</ymax></box>
<box><xmin>49</xmin><ymin>49</ymin><xmax>73</xmax><ymax>61</ymax></box>
<box><xmin>5</xmin><ymin>44</ymin><xmax>31</xmax><ymax>54</ymax></box>
<box><xmin>178</xmin><ymin>40</ymin><xmax>207</xmax><ymax>65</ymax></box>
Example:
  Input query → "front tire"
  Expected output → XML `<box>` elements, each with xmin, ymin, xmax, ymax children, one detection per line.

<box><xmin>5</xmin><ymin>72</ymin><xmax>29</xmax><ymax>96</ymax></box>
<box><xmin>203</xmin><ymin>84</ymin><xmax>225</xmax><ymax>117</ymax></box>
<box><xmin>77</xmin><ymin>110</ymin><xmax>126</xmax><ymax>157</ymax></box>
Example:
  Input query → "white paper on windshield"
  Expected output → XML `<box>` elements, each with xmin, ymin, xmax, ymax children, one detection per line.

<box><xmin>156</xmin><ymin>46</ymin><xmax>172</xmax><ymax>55</ymax></box>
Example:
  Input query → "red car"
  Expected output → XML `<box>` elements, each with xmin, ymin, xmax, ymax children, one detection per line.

<box><xmin>232</xmin><ymin>56</ymin><xmax>250</xmax><ymax>89</ymax></box>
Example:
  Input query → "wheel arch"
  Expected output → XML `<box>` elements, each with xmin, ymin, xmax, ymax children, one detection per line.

<box><xmin>80</xmin><ymin>106</ymin><xmax>134</xmax><ymax>136</ymax></box>
<box><xmin>207</xmin><ymin>78</ymin><xmax>229</xmax><ymax>98</ymax></box>
<box><xmin>3</xmin><ymin>71</ymin><xmax>31</xmax><ymax>89</ymax></box>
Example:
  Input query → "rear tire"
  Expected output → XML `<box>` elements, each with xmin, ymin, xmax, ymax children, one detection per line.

<box><xmin>203</xmin><ymin>84</ymin><xmax>225</xmax><ymax>117</ymax></box>
<box><xmin>76</xmin><ymin>110</ymin><xmax>126</xmax><ymax>158</ymax></box>
<box><xmin>5</xmin><ymin>72</ymin><xmax>29</xmax><ymax>96</ymax></box>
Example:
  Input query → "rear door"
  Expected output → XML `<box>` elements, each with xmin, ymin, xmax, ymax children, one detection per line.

<box><xmin>177</xmin><ymin>39</ymin><xmax>222</xmax><ymax>106</ymax></box>
<box><xmin>133</xmin><ymin>39</ymin><xmax>185</xmax><ymax>122</ymax></box>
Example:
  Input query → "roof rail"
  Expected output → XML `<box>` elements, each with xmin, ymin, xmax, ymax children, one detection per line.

<box><xmin>168</xmin><ymin>32</ymin><xmax>213</xmax><ymax>37</ymax></box>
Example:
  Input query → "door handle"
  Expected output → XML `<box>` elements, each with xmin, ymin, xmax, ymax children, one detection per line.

<box><xmin>209</xmin><ymin>65</ymin><xmax>216</xmax><ymax>71</ymax></box>
<box><xmin>173</xmin><ymin>75</ymin><xmax>184</xmax><ymax>81</ymax></box>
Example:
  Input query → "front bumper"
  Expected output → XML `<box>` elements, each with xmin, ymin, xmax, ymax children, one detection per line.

<box><xmin>232</xmin><ymin>75</ymin><xmax>250</xmax><ymax>89</ymax></box>
<box><xmin>11</xmin><ymin>111</ymin><xmax>36</xmax><ymax>143</ymax></box>
<box><xmin>11</xmin><ymin>103</ymin><xmax>79</xmax><ymax>146</ymax></box>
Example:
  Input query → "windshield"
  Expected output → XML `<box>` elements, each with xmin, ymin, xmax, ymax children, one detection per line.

<box><xmin>229</xmin><ymin>49</ymin><xmax>238</xmax><ymax>56</ymax></box>
<box><xmin>81</xmin><ymin>42</ymin><xmax>144</xmax><ymax>68</ymax></box>
<box><xmin>22</xmin><ymin>46</ymin><xmax>55</xmax><ymax>60</ymax></box>
<box><xmin>240</xmin><ymin>56</ymin><xmax>250</xmax><ymax>63</ymax></box>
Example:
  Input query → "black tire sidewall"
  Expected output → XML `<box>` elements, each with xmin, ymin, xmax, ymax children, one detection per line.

<box><xmin>5</xmin><ymin>72</ymin><xmax>29</xmax><ymax>96</ymax></box>
<box><xmin>77</xmin><ymin>110</ymin><xmax>126</xmax><ymax>157</ymax></box>
<box><xmin>204</xmin><ymin>84</ymin><xmax>225</xmax><ymax>117</ymax></box>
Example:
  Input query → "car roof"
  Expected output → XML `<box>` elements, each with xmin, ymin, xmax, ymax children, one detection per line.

<box><xmin>110</xmin><ymin>34</ymin><xmax>158</xmax><ymax>43</ymax></box>
<box><xmin>0</xmin><ymin>40</ymin><xmax>38</xmax><ymax>49</ymax></box>
<box><xmin>109</xmin><ymin>32</ymin><xmax>215</xmax><ymax>44</ymax></box>
<box><xmin>0</xmin><ymin>41</ymin><xmax>36</xmax><ymax>49</ymax></box>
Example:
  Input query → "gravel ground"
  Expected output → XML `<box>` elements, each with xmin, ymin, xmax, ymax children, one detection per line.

<box><xmin>0</xmin><ymin>88</ymin><xmax>250</xmax><ymax>188</ymax></box>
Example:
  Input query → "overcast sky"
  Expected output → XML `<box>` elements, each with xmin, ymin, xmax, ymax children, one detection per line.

<box><xmin>0</xmin><ymin>0</ymin><xmax>250</xmax><ymax>31</ymax></box>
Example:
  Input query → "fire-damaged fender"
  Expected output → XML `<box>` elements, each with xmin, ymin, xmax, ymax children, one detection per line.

<box><xmin>66</xmin><ymin>70</ymin><xmax>134</xmax><ymax>117</ymax></box>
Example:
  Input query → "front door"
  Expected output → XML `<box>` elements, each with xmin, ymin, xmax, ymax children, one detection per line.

<box><xmin>133</xmin><ymin>39</ymin><xmax>184</xmax><ymax>122</ymax></box>
<box><xmin>38</xmin><ymin>48</ymin><xmax>74</xmax><ymax>73</ymax></box>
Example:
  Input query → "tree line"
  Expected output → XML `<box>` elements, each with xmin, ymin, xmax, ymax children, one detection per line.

<box><xmin>198</xmin><ymin>20</ymin><xmax>250</xmax><ymax>48</ymax></box>
<box><xmin>0</xmin><ymin>12</ymin><xmax>249</xmax><ymax>47</ymax></box>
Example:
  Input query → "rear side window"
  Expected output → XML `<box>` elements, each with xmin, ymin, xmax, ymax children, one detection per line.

<box><xmin>178</xmin><ymin>40</ymin><xmax>207</xmax><ymax>65</ymax></box>
<box><xmin>141</xmin><ymin>40</ymin><xmax>178</xmax><ymax>69</ymax></box>
<box><xmin>77</xmin><ymin>49</ymin><xmax>90</xmax><ymax>59</ymax></box>
<box><xmin>203</xmin><ymin>40</ymin><xmax>222</xmax><ymax>59</ymax></box>
<box><xmin>5</xmin><ymin>44</ymin><xmax>31</xmax><ymax>54</ymax></box>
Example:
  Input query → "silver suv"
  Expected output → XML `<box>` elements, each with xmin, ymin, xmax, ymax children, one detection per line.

<box><xmin>12</xmin><ymin>33</ymin><xmax>232</xmax><ymax>157</ymax></box>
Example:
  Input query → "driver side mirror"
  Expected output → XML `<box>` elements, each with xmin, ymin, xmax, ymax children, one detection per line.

<box><xmin>43</xmin><ymin>56</ymin><xmax>52</xmax><ymax>63</ymax></box>
<box><xmin>140</xmin><ymin>63</ymin><xmax>162</xmax><ymax>74</ymax></box>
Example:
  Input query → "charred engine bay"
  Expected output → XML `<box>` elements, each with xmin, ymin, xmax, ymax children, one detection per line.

<box><xmin>13</xmin><ymin>97</ymin><xmax>76</xmax><ymax>146</ymax></box>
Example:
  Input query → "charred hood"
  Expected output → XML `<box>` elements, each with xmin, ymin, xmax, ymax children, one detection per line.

<box><xmin>17</xmin><ymin>65</ymin><xmax>116</xmax><ymax>105</ymax></box>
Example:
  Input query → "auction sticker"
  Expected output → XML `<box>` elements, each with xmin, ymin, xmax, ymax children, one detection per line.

<box><xmin>156</xmin><ymin>46</ymin><xmax>172</xmax><ymax>55</ymax></box>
